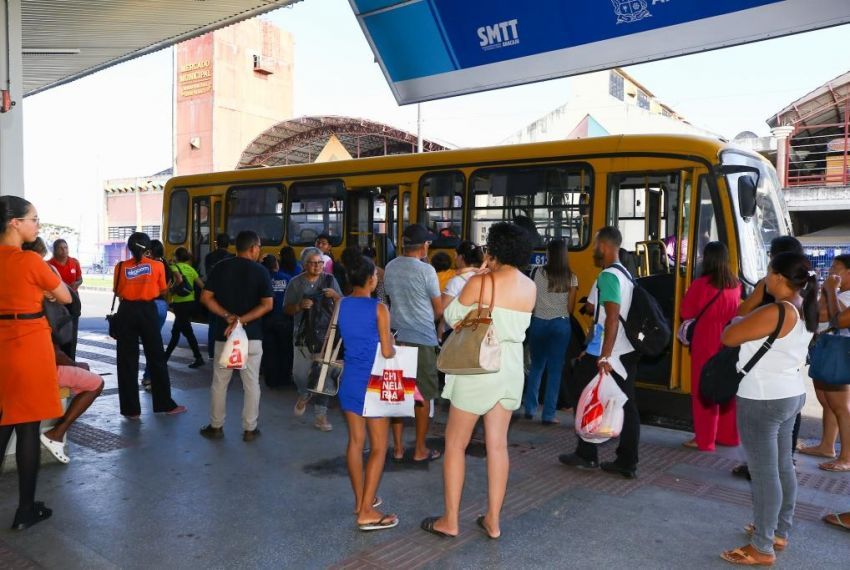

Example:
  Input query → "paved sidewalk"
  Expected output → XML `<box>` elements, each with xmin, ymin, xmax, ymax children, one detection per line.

<box><xmin>0</xmin><ymin>331</ymin><xmax>848</xmax><ymax>569</ymax></box>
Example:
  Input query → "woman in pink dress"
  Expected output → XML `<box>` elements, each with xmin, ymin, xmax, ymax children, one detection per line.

<box><xmin>680</xmin><ymin>242</ymin><xmax>741</xmax><ymax>451</ymax></box>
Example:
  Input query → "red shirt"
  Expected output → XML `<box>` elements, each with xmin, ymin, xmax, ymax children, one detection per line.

<box><xmin>48</xmin><ymin>257</ymin><xmax>82</xmax><ymax>287</ymax></box>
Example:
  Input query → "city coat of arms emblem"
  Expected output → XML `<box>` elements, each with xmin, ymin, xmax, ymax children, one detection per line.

<box><xmin>611</xmin><ymin>0</ymin><xmax>652</xmax><ymax>24</ymax></box>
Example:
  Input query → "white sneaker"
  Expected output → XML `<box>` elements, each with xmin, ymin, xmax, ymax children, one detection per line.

<box><xmin>294</xmin><ymin>393</ymin><xmax>312</xmax><ymax>417</ymax></box>
<box><xmin>40</xmin><ymin>434</ymin><xmax>69</xmax><ymax>464</ymax></box>
<box><xmin>314</xmin><ymin>415</ymin><xmax>333</xmax><ymax>432</ymax></box>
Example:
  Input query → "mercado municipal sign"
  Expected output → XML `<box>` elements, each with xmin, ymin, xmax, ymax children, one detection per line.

<box><xmin>350</xmin><ymin>0</ymin><xmax>850</xmax><ymax>104</ymax></box>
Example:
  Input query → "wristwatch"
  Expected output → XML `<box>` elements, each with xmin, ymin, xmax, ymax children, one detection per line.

<box><xmin>223</xmin><ymin>312</ymin><xmax>231</xmax><ymax>319</ymax></box>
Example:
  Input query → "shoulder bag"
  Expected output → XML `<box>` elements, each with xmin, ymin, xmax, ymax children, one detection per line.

<box><xmin>307</xmin><ymin>299</ymin><xmax>343</xmax><ymax>397</ymax></box>
<box><xmin>678</xmin><ymin>288</ymin><xmax>724</xmax><ymax>347</ymax></box>
<box><xmin>106</xmin><ymin>262</ymin><xmax>123</xmax><ymax>339</ymax></box>
<box><xmin>700</xmin><ymin>302</ymin><xmax>786</xmax><ymax>405</ymax></box>
<box><xmin>808</xmin><ymin>325</ymin><xmax>850</xmax><ymax>385</ymax></box>
<box><xmin>437</xmin><ymin>272</ymin><xmax>501</xmax><ymax>375</ymax></box>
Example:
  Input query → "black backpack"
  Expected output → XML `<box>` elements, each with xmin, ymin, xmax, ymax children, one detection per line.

<box><xmin>607</xmin><ymin>264</ymin><xmax>671</xmax><ymax>357</ymax></box>
<box><xmin>296</xmin><ymin>274</ymin><xmax>335</xmax><ymax>353</ymax></box>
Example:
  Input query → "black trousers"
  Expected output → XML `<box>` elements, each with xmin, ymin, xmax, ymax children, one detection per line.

<box><xmin>262</xmin><ymin>315</ymin><xmax>294</xmax><ymax>387</ymax></box>
<box><xmin>165</xmin><ymin>301</ymin><xmax>202</xmax><ymax>360</ymax></box>
<box><xmin>116</xmin><ymin>300</ymin><xmax>178</xmax><ymax>415</ymax></box>
<box><xmin>59</xmin><ymin>316</ymin><xmax>79</xmax><ymax>360</ymax></box>
<box><xmin>572</xmin><ymin>351</ymin><xmax>641</xmax><ymax>469</ymax></box>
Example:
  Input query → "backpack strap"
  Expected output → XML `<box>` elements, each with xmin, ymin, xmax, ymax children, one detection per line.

<box><xmin>740</xmin><ymin>302</ymin><xmax>786</xmax><ymax>376</ymax></box>
<box><xmin>609</xmin><ymin>263</ymin><xmax>636</xmax><ymax>284</ymax></box>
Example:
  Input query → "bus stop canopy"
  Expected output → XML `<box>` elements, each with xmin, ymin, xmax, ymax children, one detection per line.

<box><xmin>20</xmin><ymin>0</ymin><xmax>300</xmax><ymax>96</ymax></box>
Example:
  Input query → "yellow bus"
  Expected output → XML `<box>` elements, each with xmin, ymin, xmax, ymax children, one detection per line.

<box><xmin>162</xmin><ymin>134</ymin><xmax>791</xmax><ymax>419</ymax></box>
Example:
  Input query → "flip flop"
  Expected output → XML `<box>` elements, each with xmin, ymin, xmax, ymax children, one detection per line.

<box><xmin>476</xmin><ymin>515</ymin><xmax>500</xmax><ymax>539</ymax></box>
<box><xmin>682</xmin><ymin>439</ymin><xmax>700</xmax><ymax>450</ymax></box>
<box><xmin>796</xmin><ymin>445</ymin><xmax>836</xmax><ymax>459</ymax></box>
<box><xmin>818</xmin><ymin>461</ymin><xmax>850</xmax><ymax>472</ymax></box>
<box><xmin>413</xmin><ymin>449</ymin><xmax>442</xmax><ymax>463</ymax></box>
<box><xmin>823</xmin><ymin>512</ymin><xmax>850</xmax><ymax>532</ymax></box>
<box><xmin>720</xmin><ymin>546</ymin><xmax>775</xmax><ymax>566</ymax></box>
<box><xmin>391</xmin><ymin>449</ymin><xmax>405</xmax><ymax>463</ymax></box>
<box><xmin>743</xmin><ymin>524</ymin><xmax>786</xmax><ymax>551</ymax></box>
<box><xmin>358</xmin><ymin>514</ymin><xmax>398</xmax><ymax>532</ymax></box>
<box><xmin>39</xmin><ymin>434</ymin><xmax>70</xmax><ymax>464</ymax></box>
<box><xmin>420</xmin><ymin>516</ymin><xmax>456</xmax><ymax>538</ymax></box>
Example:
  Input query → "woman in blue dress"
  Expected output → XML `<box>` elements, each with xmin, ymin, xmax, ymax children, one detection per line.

<box><xmin>337</xmin><ymin>250</ymin><xmax>397</xmax><ymax>531</ymax></box>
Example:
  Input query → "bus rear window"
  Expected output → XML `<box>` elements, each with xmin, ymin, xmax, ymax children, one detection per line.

<box><xmin>469</xmin><ymin>165</ymin><xmax>592</xmax><ymax>249</ymax></box>
<box><xmin>288</xmin><ymin>180</ymin><xmax>345</xmax><ymax>246</ymax></box>
<box><xmin>167</xmin><ymin>189</ymin><xmax>189</xmax><ymax>244</ymax></box>
<box><xmin>226</xmin><ymin>185</ymin><xmax>285</xmax><ymax>245</ymax></box>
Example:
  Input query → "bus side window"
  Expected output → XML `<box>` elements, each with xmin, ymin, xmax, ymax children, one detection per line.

<box><xmin>167</xmin><ymin>189</ymin><xmax>189</xmax><ymax>244</ymax></box>
<box><xmin>287</xmin><ymin>180</ymin><xmax>345</xmax><ymax>246</ymax></box>
<box><xmin>226</xmin><ymin>185</ymin><xmax>285</xmax><ymax>245</ymax></box>
<box><xmin>693</xmin><ymin>176</ymin><xmax>719</xmax><ymax>278</ymax></box>
<box><xmin>419</xmin><ymin>171</ymin><xmax>464</xmax><ymax>248</ymax></box>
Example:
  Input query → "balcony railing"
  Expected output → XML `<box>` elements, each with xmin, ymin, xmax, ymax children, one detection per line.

<box><xmin>787</xmin><ymin>121</ymin><xmax>850</xmax><ymax>187</ymax></box>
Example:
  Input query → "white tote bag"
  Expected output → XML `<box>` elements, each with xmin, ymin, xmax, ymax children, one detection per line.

<box><xmin>362</xmin><ymin>345</ymin><xmax>418</xmax><ymax>418</ymax></box>
<box><xmin>217</xmin><ymin>320</ymin><xmax>249</xmax><ymax>370</ymax></box>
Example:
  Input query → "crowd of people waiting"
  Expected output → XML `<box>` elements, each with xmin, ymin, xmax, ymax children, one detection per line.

<box><xmin>1</xmin><ymin>194</ymin><xmax>848</xmax><ymax>562</ymax></box>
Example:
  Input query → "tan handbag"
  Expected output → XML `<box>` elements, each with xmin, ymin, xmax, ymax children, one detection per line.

<box><xmin>437</xmin><ymin>272</ymin><xmax>501</xmax><ymax>375</ymax></box>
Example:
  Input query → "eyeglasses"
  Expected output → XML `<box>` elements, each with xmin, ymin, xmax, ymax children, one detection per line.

<box><xmin>15</xmin><ymin>216</ymin><xmax>39</xmax><ymax>224</ymax></box>
<box><xmin>307</xmin><ymin>261</ymin><xmax>324</xmax><ymax>266</ymax></box>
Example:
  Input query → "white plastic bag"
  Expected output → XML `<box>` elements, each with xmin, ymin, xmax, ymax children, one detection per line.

<box><xmin>575</xmin><ymin>373</ymin><xmax>628</xmax><ymax>444</ymax></box>
<box><xmin>217</xmin><ymin>320</ymin><xmax>248</xmax><ymax>370</ymax></box>
<box><xmin>362</xmin><ymin>345</ymin><xmax>418</xmax><ymax>418</ymax></box>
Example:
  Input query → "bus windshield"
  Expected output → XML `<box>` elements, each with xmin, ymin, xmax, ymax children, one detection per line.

<box><xmin>721</xmin><ymin>151</ymin><xmax>791</xmax><ymax>285</ymax></box>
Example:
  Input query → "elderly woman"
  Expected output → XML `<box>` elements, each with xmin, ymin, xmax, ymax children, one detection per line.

<box><xmin>421</xmin><ymin>222</ymin><xmax>536</xmax><ymax>540</ymax></box>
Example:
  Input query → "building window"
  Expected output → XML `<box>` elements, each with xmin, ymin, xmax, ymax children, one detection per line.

<box><xmin>609</xmin><ymin>71</ymin><xmax>624</xmax><ymax>101</ymax></box>
<box><xmin>142</xmin><ymin>225</ymin><xmax>161</xmax><ymax>240</ymax></box>
<box><xmin>637</xmin><ymin>90</ymin><xmax>650</xmax><ymax>110</ymax></box>
<box><xmin>108</xmin><ymin>226</ymin><xmax>136</xmax><ymax>241</ymax></box>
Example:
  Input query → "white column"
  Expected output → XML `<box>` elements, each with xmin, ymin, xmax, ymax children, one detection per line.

<box><xmin>0</xmin><ymin>0</ymin><xmax>24</xmax><ymax>198</ymax></box>
<box><xmin>772</xmin><ymin>125</ymin><xmax>795</xmax><ymax>189</ymax></box>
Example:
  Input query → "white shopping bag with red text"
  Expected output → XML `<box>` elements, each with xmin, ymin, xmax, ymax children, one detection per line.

<box><xmin>362</xmin><ymin>345</ymin><xmax>418</xmax><ymax>418</ymax></box>
<box><xmin>217</xmin><ymin>320</ymin><xmax>248</xmax><ymax>370</ymax></box>
<box><xmin>575</xmin><ymin>373</ymin><xmax>628</xmax><ymax>444</ymax></box>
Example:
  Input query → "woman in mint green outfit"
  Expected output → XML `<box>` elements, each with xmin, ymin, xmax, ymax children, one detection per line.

<box><xmin>421</xmin><ymin>222</ymin><xmax>536</xmax><ymax>540</ymax></box>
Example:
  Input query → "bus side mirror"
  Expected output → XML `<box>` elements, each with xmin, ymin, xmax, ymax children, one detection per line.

<box><xmin>738</xmin><ymin>175</ymin><xmax>758</xmax><ymax>219</ymax></box>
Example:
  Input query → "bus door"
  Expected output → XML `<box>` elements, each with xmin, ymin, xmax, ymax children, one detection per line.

<box><xmin>607</xmin><ymin>170</ymin><xmax>693</xmax><ymax>389</ymax></box>
<box><xmin>191</xmin><ymin>196</ymin><xmax>211</xmax><ymax>274</ymax></box>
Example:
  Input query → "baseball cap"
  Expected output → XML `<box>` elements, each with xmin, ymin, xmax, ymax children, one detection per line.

<box><xmin>402</xmin><ymin>224</ymin><xmax>436</xmax><ymax>247</ymax></box>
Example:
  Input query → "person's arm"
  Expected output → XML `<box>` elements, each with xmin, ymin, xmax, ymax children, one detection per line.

<box><xmin>427</xmin><ymin>268</ymin><xmax>443</xmax><ymax>320</ymax></box>
<box><xmin>824</xmin><ymin>277</ymin><xmax>847</xmax><ymax>327</ymax></box>
<box><xmin>200</xmin><ymin>290</ymin><xmax>237</xmax><ymax>327</ymax></box>
<box><xmin>721</xmin><ymin>303</ymin><xmax>782</xmax><ymax>347</ymax></box>
<box><xmin>71</xmin><ymin>260</ymin><xmax>83</xmax><ymax>290</ymax></box>
<box><xmin>568</xmin><ymin>286</ymin><xmax>578</xmax><ymax>316</ymax></box>
<box><xmin>377</xmin><ymin>302</ymin><xmax>396</xmax><ymax>359</ymax></box>
<box><xmin>737</xmin><ymin>279</ymin><xmax>766</xmax><ymax>316</ymax></box>
<box><xmin>597</xmin><ymin>301</ymin><xmax>620</xmax><ymax>374</ymax></box>
<box><xmin>431</xmin><ymin>296</ymin><xmax>444</xmax><ymax>322</ymax></box>
<box><xmin>227</xmin><ymin>297</ymin><xmax>273</xmax><ymax>335</ymax></box>
<box><xmin>194</xmin><ymin>276</ymin><xmax>205</xmax><ymax>289</ymax></box>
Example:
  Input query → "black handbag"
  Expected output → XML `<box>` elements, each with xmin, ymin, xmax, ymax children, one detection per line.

<box><xmin>808</xmin><ymin>331</ymin><xmax>850</xmax><ymax>385</ymax></box>
<box><xmin>700</xmin><ymin>302</ymin><xmax>785</xmax><ymax>405</ymax></box>
<box><xmin>106</xmin><ymin>262</ymin><xmax>123</xmax><ymax>339</ymax></box>
<box><xmin>307</xmin><ymin>300</ymin><xmax>343</xmax><ymax>397</ymax></box>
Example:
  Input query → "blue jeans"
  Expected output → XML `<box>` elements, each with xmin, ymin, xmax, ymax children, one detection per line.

<box><xmin>523</xmin><ymin>316</ymin><xmax>571</xmax><ymax>421</ymax></box>
<box><xmin>737</xmin><ymin>394</ymin><xmax>806</xmax><ymax>555</ymax></box>
<box><xmin>142</xmin><ymin>299</ymin><xmax>168</xmax><ymax>380</ymax></box>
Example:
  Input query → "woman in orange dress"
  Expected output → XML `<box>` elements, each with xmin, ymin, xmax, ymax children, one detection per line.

<box><xmin>0</xmin><ymin>196</ymin><xmax>71</xmax><ymax>530</ymax></box>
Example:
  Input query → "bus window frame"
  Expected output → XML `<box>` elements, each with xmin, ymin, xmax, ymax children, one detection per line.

<box><xmin>167</xmin><ymin>188</ymin><xmax>190</xmax><ymax>245</ymax></box>
<box><xmin>418</xmin><ymin>170</ymin><xmax>465</xmax><ymax>248</ymax></box>
<box><xmin>466</xmin><ymin>161</ymin><xmax>594</xmax><ymax>251</ymax></box>
<box><xmin>224</xmin><ymin>183</ymin><xmax>286</xmax><ymax>247</ymax></box>
<box><xmin>287</xmin><ymin>179</ymin><xmax>346</xmax><ymax>247</ymax></box>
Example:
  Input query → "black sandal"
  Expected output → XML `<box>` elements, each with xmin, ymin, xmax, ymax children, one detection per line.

<box><xmin>420</xmin><ymin>516</ymin><xmax>456</xmax><ymax>538</ymax></box>
<box><xmin>12</xmin><ymin>501</ymin><xmax>52</xmax><ymax>531</ymax></box>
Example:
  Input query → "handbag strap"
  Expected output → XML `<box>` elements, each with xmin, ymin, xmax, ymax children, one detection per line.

<box><xmin>740</xmin><ymin>302</ymin><xmax>786</xmax><ymax>375</ymax></box>
<box><xmin>320</xmin><ymin>299</ymin><xmax>342</xmax><ymax>361</ymax></box>
<box><xmin>475</xmin><ymin>272</ymin><xmax>496</xmax><ymax>316</ymax></box>
<box><xmin>693</xmin><ymin>287</ymin><xmax>724</xmax><ymax>326</ymax></box>
<box><xmin>110</xmin><ymin>261</ymin><xmax>123</xmax><ymax>313</ymax></box>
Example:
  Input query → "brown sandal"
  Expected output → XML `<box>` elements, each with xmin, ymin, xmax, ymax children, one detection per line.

<box><xmin>721</xmin><ymin>545</ymin><xmax>775</xmax><ymax>566</ymax></box>
<box><xmin>743</xmin><ymin>524</ymin><xmax>786</xmax><ymax>551</ymax></box>
<box><xmin>823</xmin><ymin>512</ymin><xmax>850</xmax><ymax>532</ymax></box>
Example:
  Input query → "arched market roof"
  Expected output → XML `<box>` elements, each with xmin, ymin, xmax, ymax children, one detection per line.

<box><xmin>237</xmin><ymin>115</ymin><xmax>450</xmax><ymax>168</ymax></box>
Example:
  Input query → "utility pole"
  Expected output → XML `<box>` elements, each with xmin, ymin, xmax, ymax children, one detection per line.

<box><xmin>417</xmin><ymin>103</ymin><xmax>423</xmax><ymax>153</ymax></box>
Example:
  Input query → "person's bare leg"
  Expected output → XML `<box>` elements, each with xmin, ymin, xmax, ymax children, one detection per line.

<box><xmin>391</xmin><ymin>418</ymin><xmax>404</xmax><ymax>460</ymax></box>
<box><xmin>344</xmin><ymin>412</ymin><xmax>367</xmax><ymax>514</ymax></box>
<box><xmin>44</xmin><ymin>381</ymin><xmax>104</xmax><ymax>442</ymax></box>
<box><xmin>412</xmin><ymin>401</ymin><xmax>435</xmax><ymax>460</ymax></box>
<box><xmin>357</xmin><ymin>418</ymin><xmax>395</xmax><ymax>525</ymax></box>
<box><xmin>822</xmin><ymin>387</ymin><xmax>850</xmax><ymax>468</ymax></box>
<box><xmin>480</xmin><ymin>403</ymin><xmax>512</xmax><ymax>538</ymax></box>
<box><xmin>799</xmin><ymin>385</ymin><xmax>838</xmax><ymax>457</ymax></box>
<box><xmin>431</xmin><ymin>405</ymin><xmax>478</xmax><ymax>536</ymax></box>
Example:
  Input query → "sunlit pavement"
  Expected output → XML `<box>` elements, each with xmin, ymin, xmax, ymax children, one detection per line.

<box><xmin>0</xmin><ymin>291</ymin><xmax>847</xmax><ymax>568</ymax></box>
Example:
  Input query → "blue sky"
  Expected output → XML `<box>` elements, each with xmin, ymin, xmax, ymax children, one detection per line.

<box><xmin>21</xmin><ymin>0</ymin><xmax>850</xmax><ymax>259</ymax></box>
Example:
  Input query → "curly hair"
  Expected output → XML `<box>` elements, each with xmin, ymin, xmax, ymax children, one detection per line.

<box><xmin>486</xmin><ymin>222</ymin><xmax>532</xmax><ymax>269</ymax></box>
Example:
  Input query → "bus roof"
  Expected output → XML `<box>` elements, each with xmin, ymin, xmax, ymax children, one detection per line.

<box><xmin>165</xmin><ymin>134</ymin><xmax>759</xmax><ymax>190</ymax></box>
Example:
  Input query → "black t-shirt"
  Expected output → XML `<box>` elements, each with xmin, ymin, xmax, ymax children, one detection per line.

<box><xmin>204</xmin><ymin>248</ymin><xmax>234</xmax><ymax>276</ymax></box>
<box><xmin>205</xmin><ymin>257</ymin><xmax>273</xmax><ymax>341</ymax></box>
